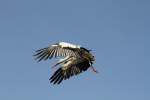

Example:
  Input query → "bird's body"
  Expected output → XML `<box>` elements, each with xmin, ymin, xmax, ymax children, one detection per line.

<box><xmin>33</xmin><ymin>42</ymin><xmax>97</xmax><ymax>85</ymax></box>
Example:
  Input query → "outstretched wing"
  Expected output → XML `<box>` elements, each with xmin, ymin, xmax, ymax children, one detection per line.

<box><xmin>33</xmin><ymin>43</ymin><xmax>80</xmax><ymax>62</ymax></box>
<box><xmin>49</xmin><ymin>59</ymin><xmax>91</xmax><ymax>85</ymax></box>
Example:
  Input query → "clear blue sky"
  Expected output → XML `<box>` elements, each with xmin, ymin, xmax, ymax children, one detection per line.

<box><xmin>0</xmin><ymin>0</ymin><xmax>149</xmax><ymax>100</ymax></box>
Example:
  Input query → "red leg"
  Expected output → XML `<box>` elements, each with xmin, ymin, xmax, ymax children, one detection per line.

<box><xmin>90</xmin><ymin>66</ymin><xmax>98</xmax><ymax>73</ymax></box>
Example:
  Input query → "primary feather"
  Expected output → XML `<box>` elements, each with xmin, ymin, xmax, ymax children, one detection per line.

<box><xmin>33</xmin><ymin>42</ymin><xmax>81</xmax><ymax>62</ymax></box>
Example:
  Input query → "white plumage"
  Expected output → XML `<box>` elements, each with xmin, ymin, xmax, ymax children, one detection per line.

<box><xmin>58</xmin><ymin>42</ymin><xmax>80</xmax><ymax>48</ymax></box>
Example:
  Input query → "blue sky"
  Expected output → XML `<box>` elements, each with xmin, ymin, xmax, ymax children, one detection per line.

<box><xmin>0</xmin><ymin>0</ymin><xmax>149</xmax><ymax>100</ymax></box>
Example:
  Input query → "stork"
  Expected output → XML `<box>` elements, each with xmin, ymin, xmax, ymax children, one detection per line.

<box><xmin>33</xmin><ymin>42</ymin><xmax>98</xmax><ymax>84</ymax></box>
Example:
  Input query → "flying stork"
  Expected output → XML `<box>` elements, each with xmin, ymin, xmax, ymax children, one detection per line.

<box><xmin>33</xmin><ymin>42</ymin><xmax>98</xmax><ymax>85</ymax></box>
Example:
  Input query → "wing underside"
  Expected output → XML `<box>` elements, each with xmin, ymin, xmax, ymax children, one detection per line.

<box><xmin>49</xmin><ymin>60</ymin><xmax>91</xmax><ymax>84</ymax></box>
<box><xmin>33</xmin><ymin>46</ymin><xmax>79</xmax><ymax>62</ymax></box>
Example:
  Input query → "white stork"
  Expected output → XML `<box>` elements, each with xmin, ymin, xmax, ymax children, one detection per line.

<box><xmin>33</xmin><ymin>42</ymin><xmax>97</xmax><ymax>84</ymax></box>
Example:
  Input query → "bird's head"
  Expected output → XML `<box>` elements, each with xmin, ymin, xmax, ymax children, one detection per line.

<box><xmin>80</xmin><ymin>47</ymin><xmax>95</xmax><ymax>62</ymax></box>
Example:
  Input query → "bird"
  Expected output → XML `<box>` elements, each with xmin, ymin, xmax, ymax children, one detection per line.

<box><xmin>33</xmin><ymin>42</ymin><xmax>98</xmax><ymax>85</ymax></box>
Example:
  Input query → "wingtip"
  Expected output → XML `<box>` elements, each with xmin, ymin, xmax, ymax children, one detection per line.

<box><xmin>49</xmin><ymin>68</ymin><xmax>64</xmax><ymax>85</ymax></box>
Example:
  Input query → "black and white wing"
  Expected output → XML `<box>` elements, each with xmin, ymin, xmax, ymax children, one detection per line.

<box><xmin>33</xmin><ymin>42</ymin><xmax>81</xmax><ymax>62</ymax></box>
<box><xmin>49</xmin><ymin>59</ymin><xmax>91</xmax><ymax>84</ymax></box>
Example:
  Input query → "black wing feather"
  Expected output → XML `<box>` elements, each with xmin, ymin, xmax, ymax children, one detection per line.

<box><xmin>33</xmin><ymin>46</ymin><xmax>80</xmax><ymax>62</ymax></box>
<box><xmin>49</xmin><ymin>59</ymin><xmax>91</xmax><ymax>85</ymax></box>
